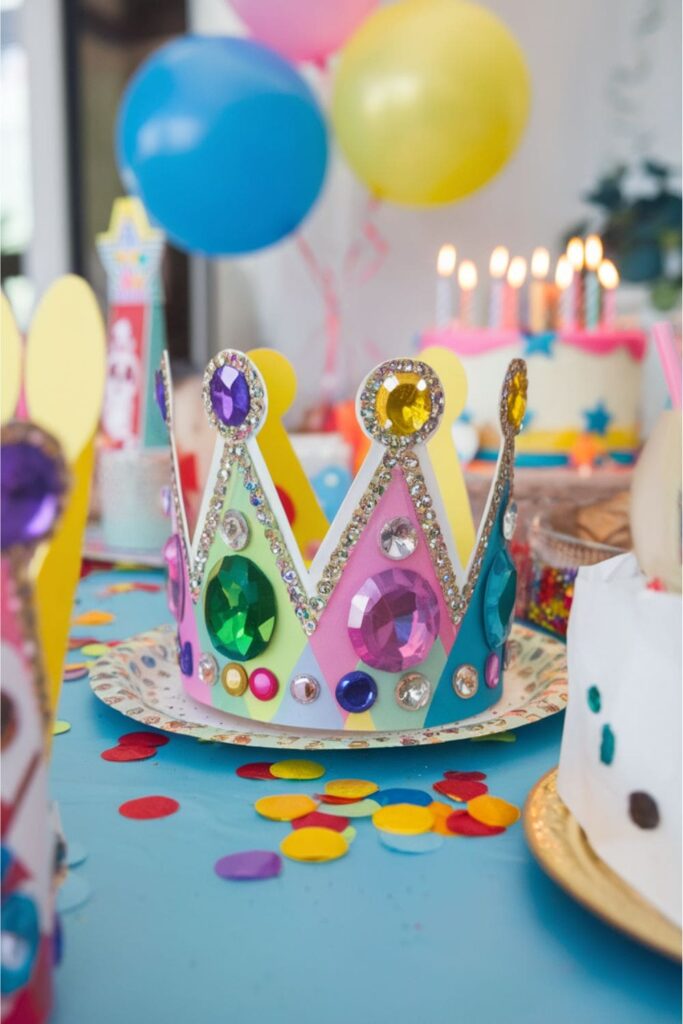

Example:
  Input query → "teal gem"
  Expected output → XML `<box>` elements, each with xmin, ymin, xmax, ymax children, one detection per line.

<box><xmin>587</xmin><ymin>686</ymin><xmax>601</xmax><ymax>713</ymax></box>
<box><xmin>204</xmin><ymin>555</ymin><xmax>276</xmax><ymax>661</ymax></box>
<box><xmin>483</xmin><ymin>549</ymin><xmax>517</xmax><ymax>649</ymax></box>
<box><xmin>600</xmin><ymin>724</ymin><xmax>615</xmax><ymax>765</ymax></box>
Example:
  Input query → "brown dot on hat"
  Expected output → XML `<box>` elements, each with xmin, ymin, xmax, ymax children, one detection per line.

<box><xmin>628</xmin><ymin>791</ymin><xmax>660</xmax><ymax>830</ymax></box>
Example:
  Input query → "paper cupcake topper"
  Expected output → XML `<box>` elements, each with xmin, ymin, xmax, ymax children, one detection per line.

<box><xmin>158</xmin><ymin>347</ymin><xmax>527</xmax><ymax>733</ymax></box>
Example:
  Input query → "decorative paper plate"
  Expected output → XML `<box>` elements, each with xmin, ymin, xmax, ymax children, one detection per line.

<box><xmin>89</xmin><ymin>622</ymin><xmax>566</xmax><ymax>750</ymax></box>
<box><xmin>524</xmin><ymin>768</ymin><xmax>682</xmax><ymax>961</ymax></box>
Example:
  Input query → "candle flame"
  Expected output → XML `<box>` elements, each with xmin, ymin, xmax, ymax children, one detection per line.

<box><xmin>597</xmin><ymin>258</ymin><xmax>619</xmax><ymax>289</ymax></box>
<box><xmin>458</xmin><ymin>259</ymin><xmax>478</xmax><ymax>290</ymax></box>
<box><xmin>566</xmin><ymin>237</ymin><xmax>585</xmax><ymax>272</ymax></box>
<box><xmin>437</xmin><ymin>244</ymin><xmax>457</xmax><ymax>277</ymax></box>
<box><xmin>507</xmin><ymin>257</ymin><xmax>527</xmax><ymax>289</ymax></box>
<box><xmin>489</xmin><ymin>246</ymin><xmax>509</xmax><ymax>278</ymax></box>
<box><xmin>585</xmin><ymin>234</ymin><xmax>603</xmax><ymax>271</ymax></box>
<box><xmin>531</xmin><ymin>247</ymin><xmax>550</xmax><ymax>280</ymax></box>
<box><xmin>555</xmin><ymin>255</ymin><xmax>574</xmax><ymax>290</ymax></box>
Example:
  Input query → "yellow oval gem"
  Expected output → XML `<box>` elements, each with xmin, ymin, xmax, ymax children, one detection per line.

<box><xmin>467</xmin><ymin>794</ymin><xmax>521</xmax><ymax>828</ymax></box>
<box><xmin>375</xmin><ymin>372</ymin><xmax>432</xmax><ymax>437</ymax></box>
<box><xmin>254</xmin><ymin>794</ymin><xmax>318</xmax><ymax>822</ymax></box>
<box><xmin>270</xmin><ymin>759</ymin><xmax>325</xmax><ymax>781</ymax></box>
<box><xmin>506</xmin><ymin>370</ymin><xmax>527</xmax><ymax>431</ymax></box>
<box><xmin>324</xmin><ymin>778</ymin><xmax>378</xmax><ymax>799</ymax></box>
<box><xmin>221</xmin><ymin>662</ymin><xmax>248</xmax><ymax>696</ymax></box>
<box><xmin>280</xmin><ymin>827</ymin><xmax>349</xmax><ymax>863</ymax></box>
<box><xmin>372</xmin><ymin>803</ymin><xmax>435</xmax><ymax>835</ymax></box>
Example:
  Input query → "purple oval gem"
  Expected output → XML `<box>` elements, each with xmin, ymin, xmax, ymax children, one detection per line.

<box><xmin>179</xmin><ymin>638</ymin><xmax>193</xmax><ymax>677</ymax></box>
<box><xmin>209</xmin><ymin>365</ymin><xmax>250</xmax><ymax>427</ymax></box>
<box><xmin>335</xmin><ymin>670</ymin><xmax>377</xmax><ymax>713</ymax></box>
<box><xmin>1</xmin><ymin>442</ymin><xmax>65</xmax><ymax>550</ymax></box>
<box><xmin>347</xmin><ymin>568</ymin><xmax>440</xmax><ymax>672</ymax></box>
<box><xmin>163</xmin><ymin>534</ymin><xmax>185</xmax><ymax>621</ymax></box>
<box><xmin>155</xmin><ymin>369</ymin><xmax>167</xmax><ymax>423</ymax></box>
<box><xmin>485</xmin><ymin>652</ymin><xmax>500</xmax><ymax>689</ymax></box>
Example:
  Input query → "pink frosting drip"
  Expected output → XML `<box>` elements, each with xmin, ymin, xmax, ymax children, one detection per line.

<box><xmin>421</xmin><ymin>327</ymin><xmax>646</xmax><ymax>362</ymax></box>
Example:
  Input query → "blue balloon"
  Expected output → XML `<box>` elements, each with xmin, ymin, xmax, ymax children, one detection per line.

<box><xmin>116</xmin><ymin>36</ymin><xmax>328</xmax><ymax>255</ymax></box>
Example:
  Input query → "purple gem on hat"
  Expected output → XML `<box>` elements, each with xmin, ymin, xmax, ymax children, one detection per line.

<box><xmin>1</xmin><ymin>441</ymin><xmax>65</xmax><ymax>550</ymax></box>
<box><xmin>155</xmin><ymin>369</ymin><xmax>167</xmax><ymax>423</ymax></box>
<box><xmin>178</xmin><ymin>638</ymin><xmax>193</xmax><ymax>677</ymax></box>
<box><xmin>209</xmin><ymin>365</ymin><xmax>250</xmax><ymax>427</ymax></box>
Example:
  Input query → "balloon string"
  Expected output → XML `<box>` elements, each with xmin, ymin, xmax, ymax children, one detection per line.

<box><xmin>343</xmin><ymin>197</ymin><xmax>388</xmax><ymax>286</ymax></box>
<box><xmin>296</xmin><ymin>235</ymin><xmax>341</xmax><ymax>399</ymax></box>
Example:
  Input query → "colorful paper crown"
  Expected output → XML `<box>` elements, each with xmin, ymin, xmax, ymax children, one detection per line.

<box><xmin>157</xmin><ymin>349</ymin><xmax>528</xmax><ymax>733</ymax></box>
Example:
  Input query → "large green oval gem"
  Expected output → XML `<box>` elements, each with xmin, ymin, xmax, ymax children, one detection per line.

<box><xmin>483</xmin><ymin>549</ymin><xmax>517</xmax><ymax>649</ymax></box>
<box><xmin>205</xmin><ymin>555</ymin><xmax>276</xmax><ymax>661</ymax></box>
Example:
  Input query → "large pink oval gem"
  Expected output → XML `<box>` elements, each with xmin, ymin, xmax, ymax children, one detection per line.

<box><xmin>163</xmin><ymin>533</ymin><xmax>185</xmax><ymax>622</ymax></box>
<box><xmin>347</xmin><ymin>569</ymin><xmax>440</xmax><ymax>672</ymax></box>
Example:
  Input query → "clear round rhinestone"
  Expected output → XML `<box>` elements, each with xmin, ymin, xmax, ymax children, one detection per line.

<box><xmin>378</xmin><ymin>516</ymin><xmax>418</xmax><ymax>560</ymax></box>
<box><xmin>290</xmin><ymin>674</ymin><xmax>320</xmax><ymax>704</ymax></box>
<box><xmin>221</xmin><ymin>509</ymin><xmax>250</xmax><ymax>550</ymax></box>
<box><xmin>395</xmin><ymin>671</ymin><xmax>431</xmax><ymax>711</ymax></box>
<box><xmin>452</xmin><ymin>664</ymin><xmax>479</xmax><ymax>699</ymax></box>
<box><xmin>502</xmin><ymin>500</ymin><xmax>518</xmax><ymax>541</ymax></box>
<box><xmin>198</xmin><ymin>653</ymin><xmax>218</xmax><ymax>686</ymax></box>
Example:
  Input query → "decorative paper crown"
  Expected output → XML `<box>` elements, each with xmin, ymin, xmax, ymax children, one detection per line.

<box><xmin>157</xmin><ymin>349</ymin><xmax>527</xmax><ymax>733</ymax></box>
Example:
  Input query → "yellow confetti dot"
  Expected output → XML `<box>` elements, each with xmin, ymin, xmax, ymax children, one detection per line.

<box><xmin>53</xmin><ymin>720</ymin><xmax>71</xmax><ymax>736</ymax></box>
<box><xmin>372</xmin><ymin>803</ymin><xmax>435</xmax><ymax>836</ymax></box>
<box><xmin>270</xmin><ymin>759</ymin><xmax>325</xmax><ymax>781</ymax></box>
<box><xmin>280</xmin><ymin>827</ymin><xmax>348</xmax><ymax>863</ymax></box>
<box><xmin>254</xmin><ymin>794</ymin><xmax>317</xmax><ymax>822</ymax></box>
<box><xmin>80</xmin><ymin>643</ymin><xmax>110</xmax><ymax>658</ymax></box>
<box><xmin>467</xmin><ymin>794</ymin><xmax>521</xmax><ymax>828</ymax></box>
<box><xmin>72</xmin><ymin>610</ymin><xmax>115</xmax><ymax>626</ymax></box>
<box><xmin>324</xmin><ymin>778</ymin><xmax>378</xmax><ymax>799</ymax></box>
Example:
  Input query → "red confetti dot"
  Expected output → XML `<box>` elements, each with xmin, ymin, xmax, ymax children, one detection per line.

<box><xmin>291</xmin><ymin>811</ymin><xmax>349</xmax><ymax>832</ymax></box>
<box><xmin>119</xmin><ymin>796</ymin><xmax>179</xmax><ymax>820</ymax></box>
<box><xmin>433</xmin><ymin>779</ymin><xmax>489</xmax><ymax>802</ymax></box>
<box><xmin>315</xmin><ymin>793</ymin><xmax>362</xmax><ymax>805</ymax></box>
<box><xmin>443</xmin><ymin>770</ymin><xmax>487</xmax><ymax>781</ymax></box>
<box><xmin>446</xmin><ymin>811</ymin><xmax>505</xmax><ymax>837</ymax></box>
<box><xmin>276</xmin><ymin>486</ymin><xmax>296</xmax><ymax>525</ymax></box>
<box><xmin>236</xmin><ymin>762</ymin><xmax>275</xmax><ymax>780</ymax></box>
<box><xmin>119</xmin><ymin>731</ymin><xmax>169</xmax><ymax>748</ymax></box>
<box><xmin>101</xmin><ymin>745</ymin><xmax>157</xmax><ymax>763</ymax></box>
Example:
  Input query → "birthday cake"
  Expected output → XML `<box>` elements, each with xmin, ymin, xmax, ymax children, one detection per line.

<box><xmin>557</xmin><ymin>410</ymin><xmax>682</xmax><ymax>927</ymax></box>
<box><xmin>157</xmin><ymin>348</ymin><xmax>527</xmax><ymax>733</ymax></box>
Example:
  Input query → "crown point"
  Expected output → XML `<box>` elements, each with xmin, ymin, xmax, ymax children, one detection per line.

<box><xmin>202</xmin><ymin>351</ymin><xmax>266</xmax><ymax>438</ymax></box>
<box><xmin>359</xmin><ymin>359</ymin><xmax>444</xmax><ymax>447</ymax></box>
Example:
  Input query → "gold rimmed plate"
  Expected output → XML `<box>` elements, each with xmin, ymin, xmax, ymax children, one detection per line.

<box><xmin>88</xmin><ymin>622</ymin><xmax>566</xmax><ymax>751</ymax></box>
<box><xmin>524</xmin><ymin>768</ymin><xmax>682</xmax><ymax>961</ymax></box>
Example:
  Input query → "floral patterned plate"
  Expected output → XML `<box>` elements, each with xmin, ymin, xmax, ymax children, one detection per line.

<box><xmin>89</xmin><ymin>622</ymin><xmax>567</xmax><ymax>751</ymax></box>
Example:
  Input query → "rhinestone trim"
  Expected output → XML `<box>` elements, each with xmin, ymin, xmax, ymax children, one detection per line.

<box><xmin>358</xmin><ymin>358</ymin><xmax>445</xmax><ymax>448</ymax></box>
<box><xmin>202</xmin><ymin>350</ymin><xmax>265</xmax><ymax>441</ymax></box>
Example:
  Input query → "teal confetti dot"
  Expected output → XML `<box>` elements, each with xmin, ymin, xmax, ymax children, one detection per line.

<box><xmin>600</xmin><ymin>724</ymin><xmax>615</xmax><ymax>765</ymax></box>
<box><xmin>587</xmin><ymin>686</ymin><xmax>601</xmax><ymax>713</ymax></box>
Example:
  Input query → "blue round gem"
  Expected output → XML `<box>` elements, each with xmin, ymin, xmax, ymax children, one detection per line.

<box><xmin>335</xmin><ymin>670</ymin><xmax>377</xmax><ymax>713</ymax></box>
<box><xmin>483</xmin><ymin>549</ymin><xmax>517</xmax><ymax>649</ymax></box>
<box><xmin>179</xmin><ymin>638</ymin><xmax>193</xmax><ymax>677</ymax></box>
<box><xmin>374</xmin><ymin>788</ymin><xmax>432</xmax><ymax>807</ymax></box>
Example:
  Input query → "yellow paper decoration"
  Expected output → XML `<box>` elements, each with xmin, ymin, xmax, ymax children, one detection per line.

<box><xmin>280</xmin><ymin>827</ymin><xmax>349</xmax><ymax>863</ymax></box>
<box><xmin>372</xmin><ymin>804</ymin><xmax>435</xmax><ymax>836</ymax></box>
<box><xmin>250</xmin><ymin>348</ymin><xmax>328</xmax><ymax>563</ymax></box>
<box><xmin>254</xmin><ymin>794</ymin><xmax>318</xmax><ymax>822</ymax></box>
<box><xmin>467</xmin><ymin>794</ymin><xmax>521</xmax><ymax>828</ymax></box>
<box><xmin>270</xmin><ymin>759</ymin><xmax>326</xmax><ymax>781</ymax></box>
<box><xmin>1</xmin><ymin>292</ymin><xmax>22</xmax><ymax>423</ymax></box>
<box><xmin>422</xmin><ymin>345</ymin><xmax>475</xmax><ymax>567</ymax></box>
<box><xmin>324</xmin><ymin>779</ymin><xmax>378</xmax><ymax>800</ymax></box>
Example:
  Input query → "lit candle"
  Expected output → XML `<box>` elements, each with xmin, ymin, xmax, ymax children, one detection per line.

<box><xmin>505</xmin><ymin>257</ymin><xmax>527</xmax><ymax>331</ymax></box>
<box><xmin>555</xmin><ymin>255</ymin><xmax>575</xmax><ymax>330</ymax></box>
<box><xmin>530</xmin><ymin>246</ymin><xmax>550</xmax><ymax>333</ymax></box>
<box><xmin>457</xmin><ymin>259</ymin><xmax>478</xmax><ymax>327</ymax></box>
<box><xmin>584</xmin><ymin>235</ymin><xmax>603</xmax><ymax>330</ymax></box>
<box><xmin>488</xmin><ymin>246</ymin><xmax>509</xmax><ymax>328</ymax></box>
<box><xmin>566</xmin><ymin>237</ymin><xmax>585</xmax><ymax>328</ymax></box>
<box><xmin>597</xmin><ymin>258</ymin><xmax>619</xmax><ymax>328</ymax></box>
<box><xmin>436</xmin><ymin>244</ymin><xmax>457</xmax><ymax>328</ymax></box>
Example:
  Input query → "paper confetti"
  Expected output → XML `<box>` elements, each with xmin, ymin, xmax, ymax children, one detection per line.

<box><xmin>270</xmin><ymin>759</ymin><xmax>325</xmax><ymax>781</ymax></box>
<box><xmin>315</xmin><ymin>793</ymin><xmax>363</xmax><ymax>805</ymax></box>
<box><xmin>80</xmin><ymin>643</ymin><xmax>110</xmax><ymax>658</ymax></box>
<box><xmin>324</xmin><ymin>779</ymin><xmax>378</xmax><ymax>800</ymax></box>
<box><xmin>374</xmin><ymin>788</ymin><xmax>432</xmax><ymax>807</ymax></box>
<box><xmin>101</xmin><ymin>745</ymin><xmax>157</xmax><ymax>763</ymax></box>
<box><xmin>319</xmin><ymin>798</ymin><xmax>380</xmax><ymax>819</ymax></box>
<box><xmin>118</xmin><ymin>731</ymin><xmax>169</xmax><ymax>748</ymax></box>
<box><xmin>433</xmin><ymin>779</ymin><xmax>489</xmax><ymax>802</ymax></box>
<box><xmin>119</xmin><ymin>796</ymin><xmax>180</xmax><ymax>820</ymax></box>
<box><xmin>214</xmin><ymin>851</ymin><xmax>282</xmax><ymax>881</ymax></box>
<box><xmin>372</xmin><ymin>804</ymin><xmax>435</xmax><ymax>836</ymax></box>
<box><xmin>445</xmin><ymin>811</ymin><xmax>505</xmax><ymax>837</ymax></box>
<box><xmin>236</xmin><ymin>762</ymin><xmax>275</xmax><ymax>780</ymax></box>
<box><xmin>443</xmin><ymin>770</ymin><xmax>487</xmax><ymax>781</ymax></box>
<box><xmin>280</xmin><ymin>827</ymin><xmax>348</xmax><ymax>863</ymax></box>
<box><xmin>72</xmin><ymin>610</ymin><xmax>115</xmax><ymax>626</ymax></box>
<box><xmin>378</xmin><ymin>831</ymin><xmax>444</xmax><ymax>855</ymax></box>
<box><xmin>63</xmin><ymin>662</ymin><xmax>89</xmax><ymax>682</ymax></box>
<box><xmin>291</xmin><ymin>811</ymin><xmax>349</xmax><ymax>833</ymax></box>
<box><xmin>255</xmin><ymin>794</ymin><xmax>317</xmax><ymax>822</ymax></box>
<box><xmin>429</xmin><ymin>801</ymin><xmax>460</xmax><ymax>837</ymax></box>
<box><xmin>466</xmin><ymin>795</ymin><xmax>521</xmax><ymax>828</ymax></box>
<box><xmin>472</xmin><ymin>731</ymin><xmax>516</xmax><ymax>743</ymax></box>
<box><xmin>53</xmin><ymin>720</ymin><xmax>71</xmax><ymax>736</ymax></box>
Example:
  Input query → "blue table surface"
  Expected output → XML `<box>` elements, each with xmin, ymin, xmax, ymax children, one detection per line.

<box><xmin>51</xmin><ymin>569</ymin><xmax>681</xmax><ymax>1024</ymax></box>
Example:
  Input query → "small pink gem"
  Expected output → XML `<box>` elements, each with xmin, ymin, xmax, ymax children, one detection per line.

<box><xmin>248</xmin><ymin>667</ymin><xmax>279</xmax><ymax>701</ymax></box>
<box><xmin>348</xmin><ymin>569</ymin><xmax>440</xmax><ymax>673</ymax></box>
<box><xmin>163</xmin><ymin>533</ymin><xmax>185</xmax><ymax>622</ymax></box>
<box><xmin>485</xmin><ymin>652</ymin><xmax>500</xmax><ymax>689</ymax></box>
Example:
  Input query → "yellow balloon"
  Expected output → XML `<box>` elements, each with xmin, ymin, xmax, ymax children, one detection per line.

<box><xmin>331</xmin><ymin>0</ymin><xmax>531</xmax><ymax>206</ymax></box>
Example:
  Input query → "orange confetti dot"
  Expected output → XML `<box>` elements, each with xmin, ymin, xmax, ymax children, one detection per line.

<box><xmin>72</xmin><ymin>610</ymin><xmax>115</xmax><ymax>626</ymax></box>
<box><xmin>254</xmin><ymin>794</ymin><xmax>317</xmax><ymax>822</ymax></box>
<box><xmin>467</xmin><ymin>794</ymin><xmax>521</xmax><ymax>828</ymax></box>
